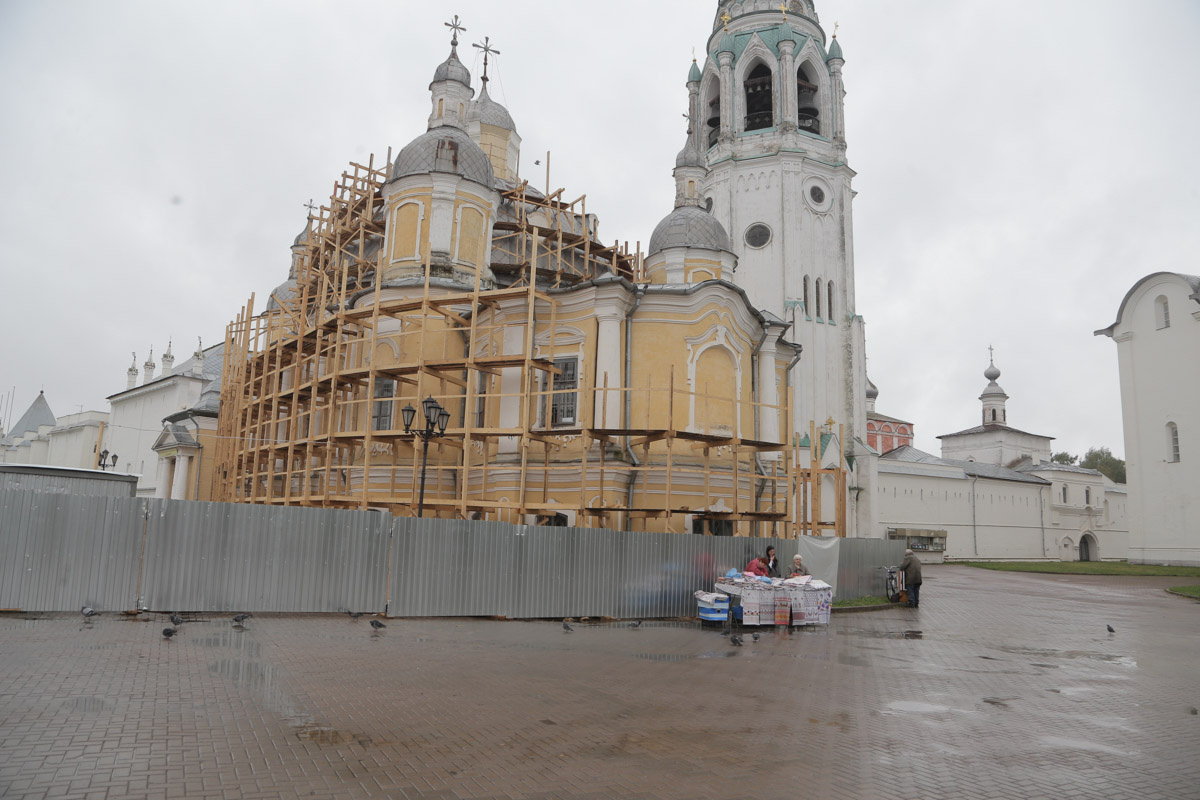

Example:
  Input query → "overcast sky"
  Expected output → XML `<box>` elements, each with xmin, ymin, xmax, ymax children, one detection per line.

<box><xmin>2</xmin><ymin>1</ymin><xmax>1197</xmax><ymax>460</ymax></box>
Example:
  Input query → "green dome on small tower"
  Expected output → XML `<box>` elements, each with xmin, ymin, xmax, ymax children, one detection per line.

<box><xmin>688</xmin><ymin>59</ymin><xmax>702</xmax><ymax>83</ymax></box>
<box><xmin>827</xmin><ymin>36</ymin><xmax>843</xmax><ymax>61</ymax></box>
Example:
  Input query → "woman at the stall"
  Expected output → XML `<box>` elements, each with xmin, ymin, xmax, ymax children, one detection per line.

<box><xmin>789</xmin><ymin>554</ymin><xmax>811</xmax><ymax>577</ymax></box>
<box><xmin>745</xmin><ymin>556</ymin><xmax>769</xmax><ymax>577</ymax></box>
<box><xmin>765</xmin><ymin>546</ymin><xmax>781</xmax><ymax>578</ymax></box>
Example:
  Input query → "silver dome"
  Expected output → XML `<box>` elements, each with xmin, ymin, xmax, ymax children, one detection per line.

<box><xmin>675</xmin><ymin>141</ymin><xmax>705</xmax><ymax>169</ymax></box>
<box><xmin>647</xmin><ymin>205</ymin><xmax>731</xmax><ymax>256</ymax></box>
<box><xmin>472</xmin><ymin>85</ymin><xmax>516</xmax><ymax>132</ymax></box>
<box><xmin>390</xmin><ymin>126</ymin><xmax>495</xmax><ymax>187</ymax></box>
<box><xmin>266</xmin><ymin>278</ymin><xmax>298</xmax><ymax>312</ymax></box>
<box><xmin>865</xmin><ymin>377</ymin><xmax>879</xmax><ymax>400</ymax></box>
<box><xmin>432</xmin><ymin>49</ymin><xmax>471</xmax><ymax>86</ymax></box>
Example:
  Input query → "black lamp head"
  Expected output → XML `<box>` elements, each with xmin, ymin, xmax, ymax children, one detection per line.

<box><xmin>401</xmin><ymin>403</ymin><xmax>416</xmax><ymax>432</ymax></box>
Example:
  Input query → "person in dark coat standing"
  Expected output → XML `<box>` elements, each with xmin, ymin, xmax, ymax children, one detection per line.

<box><xmin>764</xmin><ymin>546</ymin><xmax>782</xmax><ymax>578</ymax></box>
<box><xmin>900</xmin><ymin>549</ymin><xmax>923</xmax><ymax>608</ymax></box>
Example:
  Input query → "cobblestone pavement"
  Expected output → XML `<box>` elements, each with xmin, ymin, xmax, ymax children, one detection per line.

<box><xmin>2</xmin><ymin>566</ymin><xmax>1198</xmax><ymax>800</ymax></box>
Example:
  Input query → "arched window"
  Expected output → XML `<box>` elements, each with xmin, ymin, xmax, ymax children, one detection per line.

<box><xmin>1155</xmin><ymin>295</ymin><xmax>1171</xmax><ymax>329</ymax></box>
<box><xmin>704</xmin><ymin>79</ymin><xmax>721</xmax><ymax>148</ymax></box>
<box><xmin>827</xmin><ymin>280</ymin><xmax>835</xmax><ymax>321</ymax></box>
<box><xmin>1167</xmin><ymin>421</ymin><xmax>1180</xmax><ymax>462</ymax></box>
<box><xmin>1085</xmin><ymin>487</ymin><xmax>1091</xmax><ymax>506</ymax></box>
<box><xmin>991</xmin><ymin>409</ymin><xmax>997</xmax><ymax>422</ymax></box>
<box><xmin>802</xmin><ymin>276</ymin><xmax>810</xmax><ymax>318</ymax></box>
<box><xmin>1062</xmin><ymin>484</ymin><xmax>1068</xmax><ymax>503</ymax></box>
<box><xmin>744</xmin><ymin>63</ymin><xmax>773</xmax><ymax>131</ymax></box>
<box><xmin>797</xmin><ymin>63</ymin><xmax>820</xmax><ymax>134</ymax></box>
<box><xmin>815</xmin><ymin>279</ymin><xmax>823</xmax><ymax>319</ymax></box>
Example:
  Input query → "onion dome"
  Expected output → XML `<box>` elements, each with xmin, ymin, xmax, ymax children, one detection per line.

<box><xmin>432</xmin><ymin>48</ymin><xmax>471</xmax><ymax>86</ymax></box>
<box><xmin>391</xmin><ymin>126</ymin><xmax>494</xmax><ymax>187</ymax></box>
<box><xmin>647</xmin><ymin>206</ymin><xmax>731</xmax><ymax>256</ymax></box>
<box><xmin>675</xmin><ymin>140</ymin><xmax>705</xmax><ymax>169</ymax></box>
<box><xmin>984</xmin><ymin>359</ymin><xmax>1001</xmax><ymax>382</ymax></box>
<box><xmin>471</xmin><ymin>84</ymin><xmax>516</xmax><ymax>133</ymax></box>
<box><xmin>688</xmin><ymin>59</ymin><xmax>702</xmax><ymax>83</ymax></box>
<box><xmin>292</xmin><ymin>225</ymin><xmax>311</xmax><ymax>247</ymax></box>
<box><xmin>827</xmin><ymin>36</ymin><xmax>843</xmax><ymax>62</ymax></box>
<box><xmin>865</xmin><ymin>377</ymin><xmax>879</xmax><ymax>401</ymax></box>
<box><xmin>716</xmin><ymin>32</ymin><xmax>736</xmax><ymax>55</ymax></box>
<box><xmin>266</xmin><ymin>277</ymin><xmax>298</xmax><ymax>312</ymax></box>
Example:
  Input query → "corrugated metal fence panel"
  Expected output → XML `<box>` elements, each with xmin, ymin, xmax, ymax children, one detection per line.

<box><xmin>385</xmin><ymin>520</ymin><xmax>842</xmax><ymax>619</ymax></box>
<box><xmin>140</xmin><ymin>500</ymin><xmax>389</xmax><ymax>612</ymax></box>
<box><xmin>388</xmin><ymin>517</ymin><xmax>520</xmax><ymax>617</ymax></box>
<box><xmin>0</xmin><ymin>488</ymin><xmax>144</xmax><ymax>611</ymax></box>
<box><xmin>835</xmin><ymin>537</ymin><xmax>906</xmax><ymax>600</ymax></box>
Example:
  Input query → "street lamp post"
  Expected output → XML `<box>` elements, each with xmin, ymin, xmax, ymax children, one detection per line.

<box><xmin>402</xmin><ymin>395</ymin><xmax>451</xmax><ymax>518</ymax></box>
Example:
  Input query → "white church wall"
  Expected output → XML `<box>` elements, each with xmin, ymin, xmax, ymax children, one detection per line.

<box><xmin>1105</xmin><ymin>273</ymin><xmax>1200</xmax><ymax>565</ymax></box>
<box><xmin>877</xmin><ymin>462</ymin><xmax>1053</xmax><ymax>561</ymax></box>
<box><xmin>45</xmin><ymin>411</ymin><xmax>108</xmax><ymax>470</ymax></box>
<box><xmin>106</xmin><ymin>375</ymin><xmax>204</xmax><ymax>496</ymax></box>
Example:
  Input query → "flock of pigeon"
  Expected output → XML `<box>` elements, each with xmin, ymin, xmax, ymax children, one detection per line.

<box><xmin>80</xmin><ymin>606</ymin><xmax>252</xmax><ymax>640</ymax></box>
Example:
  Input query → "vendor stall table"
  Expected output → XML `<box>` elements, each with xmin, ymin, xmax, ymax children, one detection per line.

<box><xmin>714</xmin><ymin>577</ymin><xmax>832</xmax><ymax>626</ymax></box>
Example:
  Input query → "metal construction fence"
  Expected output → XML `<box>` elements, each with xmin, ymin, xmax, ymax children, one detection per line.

<box><xmin>0</xmin><ymin>489</ymin><xmax>904</xmax><ymax>614</ymax></box>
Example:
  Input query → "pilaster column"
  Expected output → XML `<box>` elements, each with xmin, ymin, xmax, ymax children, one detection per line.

<box><xmin>497</xmin><ymin>302</ymin><xmax>525</xmax><ymax>455</ymax></box>
<box><xmin>594</xmin><ymin>312</ymin><xmax>624</xmax><ymax>429</ymax></box>
<box><xmin>718</xmin><ymin>52</ymin><xmax>735</xmax><ymax>143</ymax></box>
<box><xmin>829</xmin><ymin>58</ymin><xmax>847</xmax><ymax>156</ymax></box>
<box><xmin>778</xmin><ymin>40</ymin><xmax>797</xmax><ymax>132</ymax></box>
<box><xmin>757</xmin><ymin>337</ymin><xmax>781</xmax><ymax>447</ymax></box>
<box><xmin>687</xmin><ymin>80</ymin><xmax>702</xmax><ymax>152</ymax></box>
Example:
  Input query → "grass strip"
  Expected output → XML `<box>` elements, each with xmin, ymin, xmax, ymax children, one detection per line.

<box><xmin>952</xmin><ymin>561</ymin><xmax>1200</xmax><ymax>578</ymax></box>
<box><xmin>833</xmin><ymin>595</ymin><xmax>892</xmax><ymax>608</ymax></box>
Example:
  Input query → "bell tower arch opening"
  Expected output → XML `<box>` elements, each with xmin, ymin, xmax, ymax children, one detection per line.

<box><xmin>796</xmin><ymin>62</ymin><xmax>820</xmax><ymax>134</ymax></box>
<box><xmin>744</xmin><ymin>62</ymin><xmax>774</xmax><ymax>131</ymax></box>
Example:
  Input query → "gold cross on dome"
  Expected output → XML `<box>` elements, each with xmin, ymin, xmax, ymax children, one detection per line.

<box><xmin>779</xmin><ymin>3</ymin><xmax>788</xmax><ymax>20</ymax></box>
<box><xmin>444</xmin><ymin>14</ymin><xmax>466</xmax><ymax>47</ymax></box>
<box><xmin>833</xmin><ymin>21</ymin><xmax>840</xmax><ymax>38</ymax></box>
<box><xmin>720</xmin><ymin>11</ymin><xmax>732</xmax><ymax>31</ymax></box>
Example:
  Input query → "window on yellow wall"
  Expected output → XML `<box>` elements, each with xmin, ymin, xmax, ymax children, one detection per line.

<box><xmin>458</xmin><ymin>206</ymin><xmax>484</xmax><ymax>266</ymax></box>
<box><xmin>392</xmin><ymin>203</ymin><xmax>422</xmax><ymax>261</ymax></box>
<box><xmin>549</xmin><ymin>357</ymin><xmax>578</xmax><ymax>426</ymax></box>
<box><xmin>372</xmin><ymin>378</ymin><xmax>395</xmax><ymax>431</ymax></box>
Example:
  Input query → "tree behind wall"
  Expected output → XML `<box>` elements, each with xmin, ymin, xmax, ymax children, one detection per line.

<box><xmin>1052</xmin><ymin>451</ymin><xmax>1078</xmax><ymax>465</ymax></box>
<box><xmin>1080</xmin><ymin>447</ymin><xmax>1126</xmax><ymax>484</ymax></box>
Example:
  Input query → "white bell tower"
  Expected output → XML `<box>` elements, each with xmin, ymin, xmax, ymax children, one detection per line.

<box><xmin>692</xmin><ymin>0</ymin><xmax>874</xmax><ymax>536</ymax></box>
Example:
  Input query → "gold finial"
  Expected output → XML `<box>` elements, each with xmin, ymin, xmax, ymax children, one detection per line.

<box><xmin>692</xmin><ymin>46</ymin><xmax>696</xmax><ymax>61</ymax></box>
<box><xmin>444</xmin><ymin>14</ymin><xmax>466</xmax><ymax>48</ymax></box>
<box><xmin>833</xmin><ymin>21</ymin><xmax>839</xmax><ymax>38</ymax></box>
<box><xmin>720</xmin><ymin>11</ymin><xmax>732</xmax><ymax>32</ymax></box>
<box><xmin>779</xmin><ymin>3</ymin><xmax>788</xmax><ymax>21</ymax></box>
<box><xmin>825</xmin><ymin>416</ymin><xmax>836</xmax><ymax>427</ymax></box>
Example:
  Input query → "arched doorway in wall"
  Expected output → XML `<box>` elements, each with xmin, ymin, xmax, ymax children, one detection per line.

<box><xmin>1079</xmin><ymin>532</ymin><xmax>1098</xmax><ymax>562</ymax></box>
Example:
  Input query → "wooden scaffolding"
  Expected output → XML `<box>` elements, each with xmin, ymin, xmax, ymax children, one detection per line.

<box><xmin>214</xmin><ymin>155</ymin><xmax>846</xmax><ymax>537</ymax></box>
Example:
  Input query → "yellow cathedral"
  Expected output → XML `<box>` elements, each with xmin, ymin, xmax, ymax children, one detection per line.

<box><xmin>215</xmin><ymin>2</ymin><xmax>873</xmax><ymax>538</ymax></box>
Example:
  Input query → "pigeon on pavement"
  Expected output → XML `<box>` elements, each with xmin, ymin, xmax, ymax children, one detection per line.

<box><xmin>162</xmin><ymin>628</ymin><xmax>177</xmax><ymax>639</ymax></box>
<box><xmin>562</xmin><ymin>619</ymin><xmax>574</xmax><ymax>632</ymax></box>
<box><xmin>629</xmin><ymin>620</ymin><xmax>642</xmax><ymax>628</ymax></box>
<box><xmin>170</xmin><ymin>614</ymin><xmax>184</xmax><ymax>627</ymax></box>
<box><xmin>81</xmin><ymin>606</ymin><xmax>97</xmax><ymax>618</ymax></box>
<box><xmin>1107</xmin><ymin>625</ymin><xmax>1115</xmax><ymax>633</ymax></box>
<box><xmin>369</xmin><ymin>619</ymin><xmax>386</xmax><ymax>630</ymax></box>
<box><xmin>730</xmin><ymin>635</ymin><xmax>743</xmax><ymax>646</ymax></box>
<box><xmin>752</xmin><ymin>632</ymin><xmax>760</xmax><ymax>642</ymax></box>
<box><xmin>346</xmin><ymin>611</ymin><xmax>364</xmax><ymax>620</ymax></box>
<box><xmin>232</xmin><ymin>614</ymin><xmax>251</xmax><ymax>625</ymax></box>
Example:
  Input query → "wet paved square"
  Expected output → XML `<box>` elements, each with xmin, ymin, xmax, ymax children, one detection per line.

<box><xmin>2</xmin><ymin>565</ymin><xmax>1198</xmax><ymax>800</ymax></box>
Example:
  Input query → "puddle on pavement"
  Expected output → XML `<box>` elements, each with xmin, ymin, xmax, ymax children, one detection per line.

<box><xmin>194</xmin><ymin>633</ymin><xmax>262</xmax><ymax>657</ymax></box>
<box><xmin>837</xmin><ymin>628</ymin><xmax>924</xmax><ymax>640</ymax></box>
<box><xmin>634</xmin><ymin>651</ymin><xmax>739</xmax><ymax>661</ymax></box>
<box><xmin>885</xmin><ymin>701</ymin><xmax>973</xmax><ymax>715</ymax></box>
<box><xmin>982</xmin><ymin>697</ymin><xmax>1016</xmax><ymax>709</ymax></box>
<box><xmin>995</xmin><ymin>646</ymin><xmax>1138</xmax><ymax>668</ymax></box>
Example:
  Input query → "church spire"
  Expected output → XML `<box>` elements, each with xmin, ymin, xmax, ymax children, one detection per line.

<box><xmin>980</xmin><ymin>346</ymin><xmax>1009</xmax><ymax>426</ymax></box>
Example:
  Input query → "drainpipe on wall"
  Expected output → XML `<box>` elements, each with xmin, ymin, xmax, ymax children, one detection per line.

<box><xmin>623</xmin><ymin>284</ymin><xmax>646</xmax><ymax>531</ymax></box>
